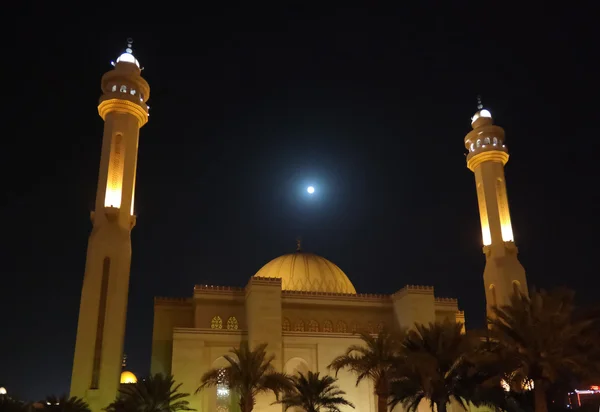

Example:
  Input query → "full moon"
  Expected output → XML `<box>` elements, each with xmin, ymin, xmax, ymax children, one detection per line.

<box><xmin>307</xmin><ymin>186</ymin><xmax>315</xmax><ymax>194</ymax></box>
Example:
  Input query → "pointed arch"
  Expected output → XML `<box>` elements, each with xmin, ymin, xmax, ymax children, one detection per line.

<box><xmin>308</xmin><ymin>320</ymin><xmax>319</xmax><ymax>332</ymax></box>
<box><xmin>211</xmin><ymin>316</ymin><xmax>223</xmax><ymax>329</ymax></box>
<box><xmin>512</xmin><ymin>281</ymin><xmax>521</xmax><ymax>297</ymax></box>
<box><xmin>489</xmin><ymin>284</ymin><xmax>497</xmax><ymax>307</ymax></box>
<box><xmin>282</xmin><ymin>318</ymin><xmax>291</xmax><ymax>331</ymax></box>
<box><xmin>335</xmin><ymin>320</ymin><xmax>347</xmax><ymax>333</ymax></box>
<box><xmin>294</xmin><ymin>320</ymin><xmax>305</xmax><ymax>332</ymax></box>
<box><xmin>226</xmin><ymin>316</ymin><xmax>238</xmax><ymax>330</ymax></box>
<box><xmin>322</xmin><ymin>320</ymin><xmax>333</xmax><ymax>332</ymax></box>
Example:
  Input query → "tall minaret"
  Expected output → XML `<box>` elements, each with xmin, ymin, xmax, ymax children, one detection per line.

<box><xmin>70</xmin><ymin>40</ymin><xmax>149</xmax><ymax>411</ymax></box>
<box><xmin>464</xmin><ymin>101</ymin><xmax>528</xmax><ymax>319</ymax></box>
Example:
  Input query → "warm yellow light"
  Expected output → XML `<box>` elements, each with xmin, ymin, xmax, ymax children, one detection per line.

<box><xmin>104</xmin><ymin>133</ymin><xmax>125</xmax><ymax>209</ymax></box>
<box><xmin>481</xmin><ymin>224</ymin><xmax>492</xmax><ymax>246</ymax></box>
<box><xmin>477</xmin><ymin>183</ymin><xmax>492</xmax><ymax>246</ymax></box>
<box><xmin>496</xmin><ymin>178</ymin><xmax>514</xmax><ymax>242</ymax></box>
<box><xmin>501</xmin><ymin>223</ymin><xmax>514</xmax><ymax>242</ymax></box>
<box><xmin>120</xmin><ymin>371</ymin><xmax>137</xmax><ymax>384</ymax></box>
<box><xmin>0</xmin><ymin>387</ymin><xmax>7</xmax><ymax>395</ymax></box>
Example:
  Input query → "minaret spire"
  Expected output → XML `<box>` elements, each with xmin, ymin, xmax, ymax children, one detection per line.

<box><xmin>464</xmin><ymin>104</ymin><xmax>528</xmax><ymax>321</ymax></box>
<box><xmin>70</xmin><ymin>44</ymin><xmax>150</xmax><ymax>412</ymax></box>
<box><xmin>477</xmin><ymin>95</ymin><xmax>483</xmax><ymax>110</ymax></box>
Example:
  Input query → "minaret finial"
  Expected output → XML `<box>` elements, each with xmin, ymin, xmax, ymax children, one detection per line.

<box><xmin>126</xmin><ymin>38</ymin><xmax>133</xmax><ymax>54</ymax></box>
<box><xmin>477</xmin><ymin>95</ymin><xmax>483</xmax><ymax>110</ymax></box>
<box><xmin>122</xmin><ymin>353</ymin><xmax>127</xmax><ymax>368</ymax></box>
<box><xmin>296</xmin><ymin>236</ymin><xmax>302</xmax><ymax>252</ymax></box>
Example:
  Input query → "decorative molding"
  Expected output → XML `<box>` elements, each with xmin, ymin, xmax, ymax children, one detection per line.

<box><xmin>173</xmin><ymin>327</ymin><xmax>247</xmax><ymax>336</ymax></box>
<box><xmin>98</xmin><ymin>98</ymin><xmax>148</xmax><ymax>127</ymax></box>
<box><xmin>467</xmin><ymin>150</ymin><xmax>509</xmax><ymax>171</ymax></box>
<box><xmin>435</xmin><ymin>297</ymin><xmax>458</xmax><ymax>304</ymax></box>
<box><xmin>154</xmin><ymin>297</ymin><xmax>192</xmax><ymax>306</ymax></box>
<box><xmin>482</xmin><ymin>241</ymin><xmax>519</xmax><ymax>257</ymax></box>
<box><xmin>250</xmin><ymin>276</ymin><xmax>283</xmax><ymax>284</ymax></box>
<box><xmin>393</xmin><ymin>284</ymin><xmax>434</xmax><ymax>298</ymax></box>
<box><xmin>194</xmin><ymin>284</ymin><xmax>244</xmax><ymax>292</ymax></box>
<box><xmin>281</xmin><ymin>290</ymin><xmax>387</xmax><ymax>299</ymax></box>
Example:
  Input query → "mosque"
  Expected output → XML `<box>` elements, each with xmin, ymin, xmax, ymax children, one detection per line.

<box><xmin>69</xmin><ymin>43</ymin><xmax>528</xmax><ymax>412</ymax></box>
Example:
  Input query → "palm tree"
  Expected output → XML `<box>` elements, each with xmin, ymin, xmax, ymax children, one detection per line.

<box><xmin>274</xmin><ymin>371</ymin><xmax>354</xmax><ymax>412</ymax></box>
<box><xmin>328</xmin><ymin>330</ymin><xmax>400</xmax><ymax>412</ymax></box>
<box><xmin>1</xmin><ymin>394</ymin><xmax>30</xmax><ymax>412</ymax></box>
<box><xmin>196</xmin><ymin>341</ymin><xmax>293</xmax><ymax>412</ymax></box>
<box><xmin>41</xmin><ymin>395</ymin><xmax>90</xmax><ymax>412</ymax></box>
<box><xmin>389</xmin><ymin>320</ymin><xmax>502</xmax><ymax>412</ymax></box>
<box><xmin>489</xmin><ymin>288</ymin><xmax>600</xmax><ymax>412</ymax></box>
<box><xmin>105</xmin><ymin>373</ymin><xmax>194</xmax><ymax>412</ymax></box>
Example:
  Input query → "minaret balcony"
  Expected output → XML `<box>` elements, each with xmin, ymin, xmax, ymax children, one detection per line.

<box><xmin>466</xmin><ymin>146</ymin><xmax>509</xmax><ymax>171</ymax></box>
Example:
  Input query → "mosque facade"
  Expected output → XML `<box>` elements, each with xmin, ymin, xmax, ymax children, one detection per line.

<box><xmin>70</xmin><ymin>44</ymin><xmax>527</xmax><ymax>412</ymax></box>
<box><xmin>151</xmin><ymin>248</ymin><xmax>464</xmax><ymax>411</ymax></box>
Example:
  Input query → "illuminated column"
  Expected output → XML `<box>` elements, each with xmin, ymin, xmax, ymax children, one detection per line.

<box><xmin>70</xmin><ymin>40</ymin><xmax>149</xmax><ymax>412</ymax></box>
<box><xmin>464</xmin><ymin>103</ymin><xmax>528</xmax><ymax>319</ymax></box>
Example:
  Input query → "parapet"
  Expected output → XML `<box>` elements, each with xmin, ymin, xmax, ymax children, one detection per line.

<box><xmin>281</xmin><ymin>290</ymin><xmax>387</xmax><ymax>299</ymax></box>
<box><xmin>434</xmin><ymin>297</ymin><xmax>458</xmax><ymax>304</ymax></box>
<box><xmin>392</xmin><ymin>284</ymin><xmax>435</xmax><ymax>299</ymax></box>
<box><xmin>154</xmin><ymin>296</ymin><xmax>193</xmax><ymax>306</ymax></box>
<box><xmin>194</xmin><ymin>284</ymin><xmax>244</xmax><ymax>292</ymax></box>
<box><xmin>246</xmin><ymin>276</ymin><xmax>283</xmax><ymax>288</ymax></box>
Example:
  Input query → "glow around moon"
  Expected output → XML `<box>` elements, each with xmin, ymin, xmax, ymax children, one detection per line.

<box><xmin>307</xmin><ymin>186</ymin><xmax>315</xmax><ymax>194</ymax></box>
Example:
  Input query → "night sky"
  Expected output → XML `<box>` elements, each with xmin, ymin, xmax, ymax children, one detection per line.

<box><xmin>1</xmin><ymin>4</ymin><xmax>598</xmax><ymax>401</ymax></box>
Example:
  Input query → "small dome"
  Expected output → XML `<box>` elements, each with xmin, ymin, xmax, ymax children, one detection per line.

<box><xmin>254</xmin><ymin>252</ymin><xmax>356</xmax><ymax>294</ymax></box>
<box><xmin>0</xmin><ymin>387</ymin><xmax>6</xmax><ymax>395</ymax></box>
<box><xmin>116</xmin><ymin>52</ymin><xmax>140</xmax><ymax>68</ymax></box>
<box><xmin>471</xmin><ymin>109</ymin><xmax>492</xmax><ymax>124</ymax></box>
<box><xmin>120</xmin><ymin>371</ymin><xmax>137</xmax><ymax>384</ymax></box>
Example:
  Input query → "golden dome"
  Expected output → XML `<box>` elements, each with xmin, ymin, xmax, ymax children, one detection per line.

<box><xmin>120</xmin><ymin>371</ymin><xmax>137</xmax><ymax>384</ymax></box>
<box><xmin>254</xmin><ymin>252</ymin><xmax>356</xmax><ymax>294</ymax></box>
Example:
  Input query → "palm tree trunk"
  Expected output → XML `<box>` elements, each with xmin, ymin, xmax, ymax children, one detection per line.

<box><xmin>240</xmin><ymin>395</ymin><xmax>254</xmax><ymax>412</ymax></box>
<box><xmin>376</xmin><ymin>392</ymin><xmax>388</xmax><ymax>412</ymax></box>
<box><xmin>534</xmin><ymin>383</ymin><xmax>548</xmax><ymax>412</ymax></box>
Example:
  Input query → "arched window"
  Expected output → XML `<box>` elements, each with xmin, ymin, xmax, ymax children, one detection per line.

<box><xmin>130</xmin><ymin>89</ymin><xmax>136</xmax><ymax>95</ymax></box>
<box><xmin>484</xmin><ymin>137</ymin><xmax>491</xmax><ymax>145</ymax></box>
<box><xmin>322</xmin><ymin>320</ymin><xmax>333</xmax><ymax>332</ymax></box>
<box><xmin>493</xmin><ymin>137</ymin><xmax>498</xmax><ymax>146</ymax></box>
<box><xmin>211</xmin><ymin>316</ymin><xmax>223</xmax><ymax>329</ymax></box>
<box><xmin>351</xmin><ymin>322</ymin><xmax>359</xmax><ymax>333</ymax></box>
<box><xmin>476</xmin><ymin>139</ymin><xmax>481</xmax><ymax>148</ymax></box>
<box><xmin>120</xmin><ymin>85</ymin><xmax>127</xmax><ymax>93</ymax></box>
<box><xmin>367</xmin><ymin>322</ymin><xmax>375</xmax><ymax>334</ymax></box>
<box><xmin>216</xmin><ymin>369</ymin><xmax>229</xmax><ymax>411</ymax></box>
<box><xmin>512</xmin><ymin>281</ymin><xmax>521</xmax><ymax>297</ymax></box>
<box><xmin>377</xmin><ymin>321</ymin><xmax>386</xmax><ymax>333</ymax></box>
<box><xmin>294</xmin><ymin>320</ymin><xmax>305</xmax><ymax>332</ymax></box>
<box><xmin>470</xmin><ymin>143</ymin><xmax>474</xmax><ymax>152</ymax></box>
<box><xmin>308</xmin><ymin>320</ymin><xmax>319</xmax><ymax>332</ymax></box>
<box><xmin>489</xmin><ymin>285</ymin><xmax>497</xmax><ymax>308</ymax></box>
<box><xmin>226</xmin><ymin>317</ymin><xmax>238</xmax><ymax>330</ymax></box>
<box><xmin>335</xmin><ymin>321</ymin><xmax>347</xmax><ymax>333</ymax></box>
<box><xmin>111</xmin><ymin>85</ymin><xmax>117</xmax><ymax>92</ymax></box>
<box><xmin>282</xmin><ymin>318</ymin><xmax>291</xmax><ymax>331</ymax></box>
